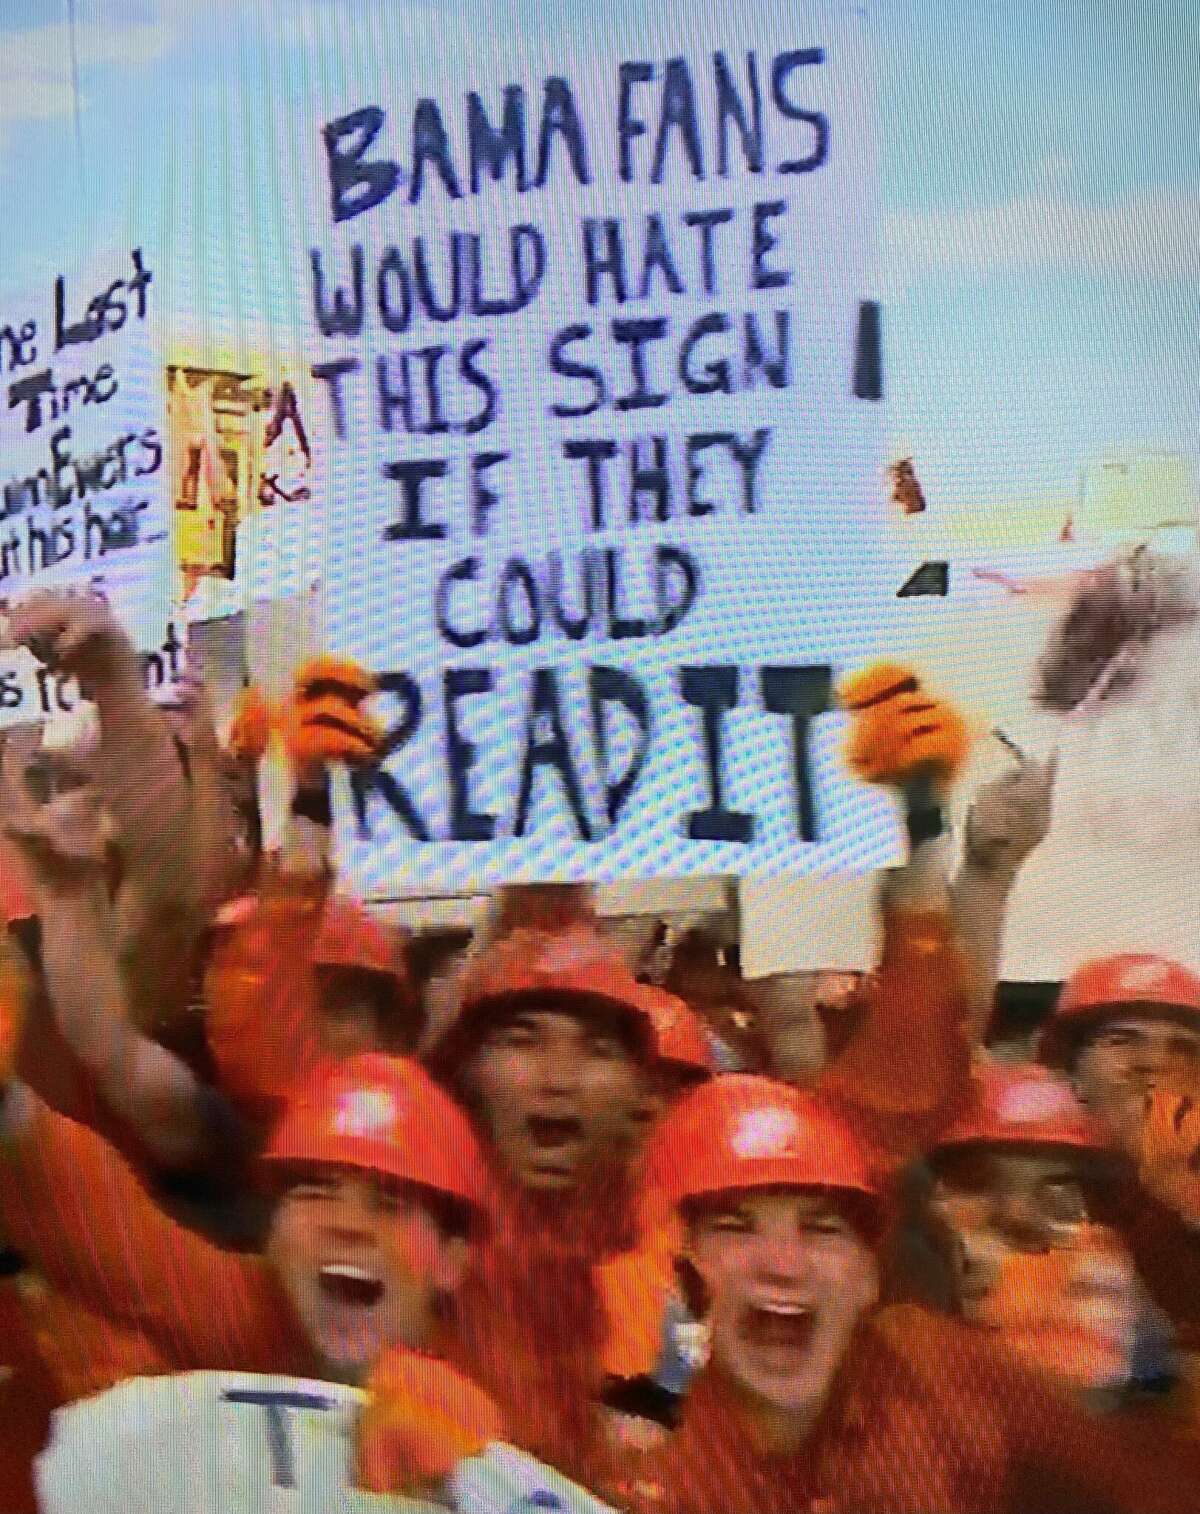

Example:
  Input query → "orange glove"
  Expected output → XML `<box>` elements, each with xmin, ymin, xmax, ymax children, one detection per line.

<box><xmin>1140</xmin><ymin>1087</ymin><xmax>1200</xmax><ymax>1225</ymax></box>
<box><xmin>839</xmin><ymin>661</ymin><xmax>971</xmax><ymax>787</ymax></box>
<box><xmin>357</xmin><ymin>1352</ymin><xmax>508</xmax><ymax>1495</ymax></box>
<box><xmin>0</xmin><ymin>931</ymin><xmax>30</xmax><ymax>1085</ymax></box>
<box><xmin>282</xmin><ymin>656</ymin><xmax>382</xmax><ymax>771</ymax></box>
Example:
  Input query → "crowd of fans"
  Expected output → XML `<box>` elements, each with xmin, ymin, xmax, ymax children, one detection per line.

<box><xmin>2</xmin><ymin>587</ymin><xmax>1200</xmax><ymax>1512</ymax></box>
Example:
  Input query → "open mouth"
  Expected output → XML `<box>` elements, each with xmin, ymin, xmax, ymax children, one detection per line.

<box><xmin>526</xmin><ymin>1114</ymin><xmax>584</xmax><ymax>1150</ymax></box>
<box><xmin>318</xmin><ymin>1263</ymin><xmax>384</xmax><ymax>1309</ymax></box>
<box><xmin>741</xmin><ymin>1303</ymin><xmax>817</xmax><ymax>1353</ymax></box>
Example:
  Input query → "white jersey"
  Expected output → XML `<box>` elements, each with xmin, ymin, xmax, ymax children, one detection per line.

<box><xmin>35</xmin><ymin>1372</ymin><xmax>620</xmax><ymax>1514</ymax></box>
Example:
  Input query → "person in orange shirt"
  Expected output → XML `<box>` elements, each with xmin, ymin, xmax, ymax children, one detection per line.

<box><xmin>1039</xmin><ymin>954</ymin><xmax>1200</xmax><ymax>1351</ymax></box>
<box><xmin>600</xmin><ymin>989</ymin><xmax>716</xmax><ymax>1399</ymax></box>
<box><xmin>207</xmin><ymin>881</ymin><xmax>417</xmax><ymax>1124</ymax></box>
<box><xmin>617</xmin><ymin>1074</ymin><xmax>1198</xmax><ymax>1514</ymax></box>
<box><xmin>0</xmin><ymin>1053</ymin><xmax>490</xmax><ymax>1397</ymax></box>
<box><xmin>915</xmin><ymin>1061</ymin><xmax>1149</xmax><ymax>1400</ymax></box>
<box><xmin>205</xmin><ymin>658</ymin><xmax>417</xmax><ymax>1125</ymax></box>
<box><xmin>419</xmin><ymin>921</ymin><xmax>673</xmax><ymax>1484</ymax></box>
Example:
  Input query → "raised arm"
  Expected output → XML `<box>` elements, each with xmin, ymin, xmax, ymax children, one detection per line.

<box><xmin>204</xmin><ymin>862</ymin><xmax>329</xmax><ymax>1118</ymax></box>
<box><xmin>951</xmin><ymin>751</ymin><xmax>1056</xmax><ymax>1045</ymax></box>
<box><xmin>9</xmin><ymin>592</ymin><xmax>200</xmax><ymax>1035</ymax></box>
<box><xmin>816</xmin><ymin>659</ymin><xmax>976</xmax><ymax>1165</ymax></box>
<box><xmin>0</xmin><ymin>1076</ymin><xmax>271</xmax><ymax>1367</ymax></box>
<box><xmin>205</xmin><ymin>658</ymin><xmax>385</xmax><ymax>1115</ymax></box>
<box><xmin>0</xmin><ymin>730</ymin><xmax>222</xmax><ymax>1171</ymax></box>
<box><xmin>820</xmin><ymin>818</ymin><xmax>972</xmax><ymax>1164</ymax></box>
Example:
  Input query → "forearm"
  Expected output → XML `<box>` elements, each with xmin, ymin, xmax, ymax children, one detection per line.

<box><xmin>880</xmin><ymin>832</ymin><xmax>954</xmax><ymax>917</ymax></box>
<box><xmin>40</xmin><ymin>887</ymin><xmax>212</xmax><ymax>1168</ymax></box>
<box><xmin>951</xmin><ymin>860</ymin><xmax>1017</xmax><ymax>1045</ymax></box>
<box><xmin>93</xmin><ymin>676</ymin><xmax>196</xmax><ymax>907</ymax></box>
<box><xmin>188</xmin><ymin>749</ymin><xmax>247</xmax><ymax>915</ymax></box>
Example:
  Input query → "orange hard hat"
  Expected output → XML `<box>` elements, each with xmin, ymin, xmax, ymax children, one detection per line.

<box><xmin>641</xmin><ymin>986</ymin><xmax>716</xmax><ymax>1082</ymax></box>
<box><xmin>1039</xmin><ymin>953</ymin><xmax>1200</xmax><ymax>1067</ymax></box>
<box><xmin>646</xmin><ymin>1074</ymin><xmax>882</xmax><ymax>1217</ymax></box>
<box><xmin>263</xmin><ymin>1054</ymin><xmax>489</xmax><ymax>1215</ymax></box>
<box><xmin>932</xmin><ymin>1062</ymin><xmax>1111</xmax><ymax>1157</ymax></box>
<box><xmin>427</xmin><ymin>924</ymin><xmax>658</xmax><ymax>1067</ymax></box>
<box><xmin>312</xmin><ymin>896</ymin><xmax>411</xmax><ymax>995</ymax></box>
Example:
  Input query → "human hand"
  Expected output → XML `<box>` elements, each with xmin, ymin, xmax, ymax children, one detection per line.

<box><xmin>963</xmin><ymin>751</ymin><xmax>1057</xmax><ymax>876</ymax></box>
<box><xmin>0</xmin><ymin>731</ymin><xmax>107</xmax><ymax>887</ymax></box>
<box><xmin>8</xmin><ymin>590</ymin><xmax>137</xmax><ymax>689</ymax></box>
<box><xmin>356</xmin><ymin>1352</ymin><xmax>507</xmax><ymax>1494</ymax></box>
<box><xmin>1139</xmin><ymin>1087</ymin><xmax>1200</xmax><ymax>1226</ymax></box>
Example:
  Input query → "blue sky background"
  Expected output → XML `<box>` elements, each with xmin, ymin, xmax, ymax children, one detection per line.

<box><xmin>0</xmin><ymin>0</ymin><xmax>1196</xmax><ymax>525</ymax></box>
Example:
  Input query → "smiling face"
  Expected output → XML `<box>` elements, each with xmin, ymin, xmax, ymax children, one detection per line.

<box><xmin>689</xmin><ymin>1189</ymin><xmax>878</xmax><ymax>1446</ymax></box>
<box><xmin>1073</xmin><ymin>1014</ymin><xmax>1200</xmax><ymax>1155</ymax></box>
<box><xmin>266</xmin><ymin>1166</ymin><xmax>468</xmax><ymax>1384</ymax></box>
<box><xmin>467</xmin><ymin>1000</ymin><xmax>648</xmax><ymax>1191</ymax></box>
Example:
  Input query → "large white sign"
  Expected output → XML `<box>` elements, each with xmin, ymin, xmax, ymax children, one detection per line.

<box><xmin>0</xmin><ymin>247</ymin><xmax>171</xmax><ymax>726</ymax></box>
<box><xmin>300</xmin><ymin>0</ymin><xmax>898</xmax><ymax>891</ymax></box>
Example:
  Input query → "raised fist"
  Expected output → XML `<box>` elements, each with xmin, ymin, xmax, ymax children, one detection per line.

<box><xmin>8</xmin><ymin>590</ymin><xmax>135</xmax><ymax>688</ymax></box>
<box><xmin>0</xmin><ymin>731</ymin><xmax>108</xmax><ymax>886</ymax></box>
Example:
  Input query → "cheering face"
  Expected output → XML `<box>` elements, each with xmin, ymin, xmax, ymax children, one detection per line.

<box><xmin>1073</xmin><ymin>1016</ymin><xmax>1200</xmax><ymax>1155</ymax></box>
<box><xmin>469</xmin><ymin>1004</ymin><xmax>647</xmax><ymax>1191</ymax></box>
<box><xmin>930</xmin><ymin>1149</ymin><xmax>1098</xmax><ymax>1312</ymax></box>
<box><xmin>268</xmin><ymin>1167</ymin><xmax>467</xmax><ymax>1384</ymax></box>
<box><xmin>691</xmin><ymin>1191</ymin><xmax>878</xmax><ymax>1435</ymax></box>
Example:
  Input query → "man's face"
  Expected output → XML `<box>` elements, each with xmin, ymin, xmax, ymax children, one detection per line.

<box><xmin>267</xmin><ymin>1167</ymin><xmax>467</xmax><ymax>1383</ymax></box>
<box><xmin>929</xmin><ymin>1148</ymin><xmax>1098</xmax><ymax>1315</ymax></box>
<box><xmin>1073</xmin><ymin>1015</ymin><xmax>1200</xmax><ymax>1154</ymax></box>
<box><xmin>468</xmin><ymin>1003</ymin><xmax>647</xmax><ymax>1191</ymax></box>
<box><xmin>691</xmin><ymin>1190</ymin><xmax>878</xmax><ymax>1431</ymax></box>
